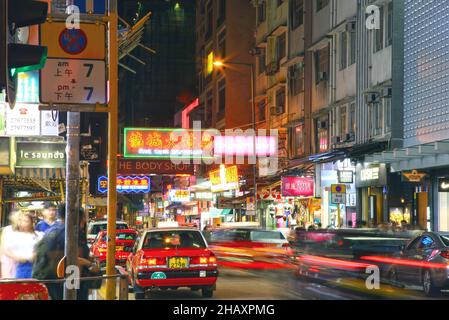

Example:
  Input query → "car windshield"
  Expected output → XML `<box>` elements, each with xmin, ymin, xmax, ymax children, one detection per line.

<box><xmin>251</xmin><ymin>231</ymin><xmax>286</xmax><ymax>241</ymax></box>
<box><xmin>441</xmin><ymin>235</ymin><xmax>449</xmax><ymax>246</ymax></box>
<box><xmin>90</xmin><ymin>223</ymin><xmax>128</xmax><ymax>235</ymax></box>
<box><xmin>142</xmin><ymin>231</ymin><xmax>206</xmax><ymax>249</ymax></box>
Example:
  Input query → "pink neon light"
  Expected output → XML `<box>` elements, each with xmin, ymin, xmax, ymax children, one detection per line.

<box><xmin>182</xmin><ymin>98</ymin><xmax>200</xmax><ymax>129</ymax></box>
<box><xmin>214</xmin><ymin>136</ymin><xmax>277</xmax><ymax>156</ymax></box>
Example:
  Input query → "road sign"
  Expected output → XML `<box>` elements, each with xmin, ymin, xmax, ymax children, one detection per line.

<box><xmin>59</xmin><ymin>28</ymin><xmax>88</xmax><ymax>55</ymax></box>
<box><xmin>40</xmin><ymin>59</ymin><xmax>107</xmax><ymax>105</ymax></box>
<box><xmin>74</xmin><ymin>0</ymin><xmax>107</xmax><ymax>15</ymax></box>
<box><xmin>331</xmin><ymin>193</ymin><xmax>346</xmax><ymax>204</ymax></box>
<box><xmin>40</xmin><ymin>22</ymin><xmax>106</xmax><ymax>60</ymax></box>
<box><xmin>331</xmin><ymin>184</ymin><xmax>347</xmax><ymax>194</ymax></box>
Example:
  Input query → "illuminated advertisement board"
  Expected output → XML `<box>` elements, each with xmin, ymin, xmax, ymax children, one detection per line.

<box><xmin>98</xmin><ymin>176</ymin><xmax>151</xmax><ymax>194</ymax></box>
<box><xmin>168</xmin><ymin>189</ymin><xmax>191</xmax><ymax>202</ymax></box>
<box><xmin>209</xmin><ymin>165</ymin><xmax>239</xmax><ymax>193</ymax></box>
<box><xmin>214</xmin><ymin>136</ymin><xmax>277</xmax><ymax>156</ymax></box>
<box><xmin>124</xmin><ymin>128</ymin><xmax>214</xmax><ymax>159</ymax></box>
<box><xmin>281</xmin><ymin>176</ymin><xmax>314</xmax><ymax>197</ymax></box>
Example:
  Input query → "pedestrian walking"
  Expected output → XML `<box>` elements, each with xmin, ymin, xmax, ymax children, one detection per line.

<box><xmin>35</xmin><ymin>203</ymin><xmax>57</xmax><ymax>233</ymax></box>
<box><xmin>32</xmin><ymin>204</ymin><xmax>100</xmax><ymax>300</ymax></box>
<box><xmin>2</xmin><ymin>212</ymin><xmax>43</xmax><ymax>279</ymax></box>
<box><xmin>0</xmin><ymin>211</ymin><xmax>20</xmax><ymax>279</ymax></box>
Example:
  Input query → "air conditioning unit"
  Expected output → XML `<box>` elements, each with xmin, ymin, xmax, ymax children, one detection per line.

<box><xmin>270</xmin><ymin>106</ymin><xmax>284</xmax><ymax>116</ymax></box>
<box><xmin>346</xmin><ymin>21</ymin><xmax>356</xmax><ymax>33</ymax></box>
<box><xmin>365</xmin><ymin>92</ymin><xmax>380</xmax><ymax>104</ymax></box>
<box><xmin>288</xmin><ymin>67</ymin><xmax>297</xmax><ymax>79</ymax></box>
<box><xmin>317</xmin><ymin>120</ymin><xmax>328</xmax><ymax>129</ymax></box>
<box><xmin>318</xmin><ymin>71</ymin><xmax>327</xmax><ymax>81</ymax></box>
<box><xmin>345</xmin><ymin>132</ymin><xmax>355</xmax><ymax>142</ymax></box>
<box><xmin>332</xmin><ymin>136</ymin><xmax>341</xmax><ymax>145</ymax></box>
<box><xmin>382</xmin><ymin>87</ymin><xmax>392</xmax><ymax>97</ymax></box>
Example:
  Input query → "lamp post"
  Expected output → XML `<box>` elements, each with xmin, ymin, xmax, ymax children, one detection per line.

<box><xmin>213</xmin><ymin>60</ymin><xmax>258</xmax><ymax>224</ymax></box>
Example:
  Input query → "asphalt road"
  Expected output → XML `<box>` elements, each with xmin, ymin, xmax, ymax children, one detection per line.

<box><xmin>127</xmin><ymin>268</ymin><xmax>425</xmax><ymax>300</ymax></box>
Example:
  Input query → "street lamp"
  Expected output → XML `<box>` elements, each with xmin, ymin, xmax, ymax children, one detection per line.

<box><xmin>213</xmin><ymin>59</ymin><xmax>259</xmax><ymax>225</ymax></box>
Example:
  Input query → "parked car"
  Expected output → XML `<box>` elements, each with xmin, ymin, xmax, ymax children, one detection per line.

<box><xmin>90</xmin><ymin>229</ymin><xmax>138</xmax><ymax>268</ymax></box>
<box><xmin>384</xmin><ymin>232</ymin><xmax>449</xmax><ymax>296</ymax></box>
<box><xmin>127</xmin><ymin>228</ymin><xmax>218</xmax><ymax>299</ymax></box>
<box><xmin>87</xmin><ymin>220</ymin><xmax>129</xmax><ymax>246</ymax></box>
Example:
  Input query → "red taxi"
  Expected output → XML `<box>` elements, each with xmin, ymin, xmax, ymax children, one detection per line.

<box><xmin>127</xmin><ymin>228</ymin><xmax>218</xmax><ymax>299</ymax></box>
<box><xmin>90</xmin><ymin>229</ymin><xmax>138</xmax><ymax>268</ymax></box>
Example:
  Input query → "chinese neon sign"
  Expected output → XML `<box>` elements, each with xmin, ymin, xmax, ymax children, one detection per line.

<box><xmin>168</xmin><ymin>189</ymin><xmax>191</xmax><ymax>202</ymax></box>
<box><xmin>98</xmin><ymin>176</ymin><xmax>151</xmax><ymax>194</ymax></box>
<box><xmin>124</xmin><ymin>128</ymin><xmax>214</xmax><ymax>159</ymax></box>
<box><xmin>209</xmin><ymin>165</ymin><xmax>239</xmax><ymax>193</ymax></box>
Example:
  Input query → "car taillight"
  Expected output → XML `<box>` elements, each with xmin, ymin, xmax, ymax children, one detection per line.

<box><xmin>140</xmin><ymin>257</ymin><xmax>166</xmax><ymax>267</ymax></box>
<box><xmin>440</xmin><ymin>250</ymin><xmax>449</xmax><ymax>259</ymax></box>
<box><xmin>209</xmin><ymin>256</ymin><xmax>217</xmax><ymax>264</ymax></box>
<box><xmin>192</xmin><ymin>255</ymin><xmax>217</xmax><ymax>266</ymax></box>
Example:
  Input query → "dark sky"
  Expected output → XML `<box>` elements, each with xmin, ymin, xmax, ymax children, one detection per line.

<box><xmin>119</xmin><ymin>0</ymin><xmax>196</xmax><ymax>127</ymax></box>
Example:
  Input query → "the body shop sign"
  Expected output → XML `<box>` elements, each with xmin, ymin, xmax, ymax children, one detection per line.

<box><xmin>16</xmin><ymin>142</ymin><xmax>66</xmax><ymax>168</ymax></box>
<box><xmin>281</xmin><ymin>177</ymin><xmax>314</xmax><ymax>197</ymax></box>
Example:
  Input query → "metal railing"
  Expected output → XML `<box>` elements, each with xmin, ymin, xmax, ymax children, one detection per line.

<box><xmin>0</xmin><ymin>266</ymin><xmax>129</xmax><ymax>300</ymax></box>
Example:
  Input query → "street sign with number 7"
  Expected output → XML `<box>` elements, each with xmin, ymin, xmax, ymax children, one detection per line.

<box><xmin>40</xmin><ymin>59</ymin><xmax>107</xmax><ymax>105</ymax></box>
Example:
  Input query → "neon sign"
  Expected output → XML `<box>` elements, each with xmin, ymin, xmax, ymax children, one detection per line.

<box><xmin>209</xmin><ymin>165</ymin><xmax>239</xmax><ymax>193</ymax></box>
<box><xmin>124</xmin><ymin>128</ymin><xmax>214</xmax><ymax>159</ymax></box>
<box><xmin>98</xmin><ymin>176</ymin><xmax>151</xmax><ymax>194</ymax></box>
<box><xmin>168</xmin><ymin>189</ymin><xmax>191</xmax><ymax>202</ymax></box>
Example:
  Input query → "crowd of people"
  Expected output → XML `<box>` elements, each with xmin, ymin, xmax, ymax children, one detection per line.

<box><xmin>0</xmin><ymin>203</ymin><xmax>100</xmax><ymax>300</ymax></box>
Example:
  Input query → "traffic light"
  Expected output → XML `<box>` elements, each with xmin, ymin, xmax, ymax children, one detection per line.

<box><xmin>0</xmin><ymin>0</ymin><xmax>48</xmax><ymax>109</ymax></box>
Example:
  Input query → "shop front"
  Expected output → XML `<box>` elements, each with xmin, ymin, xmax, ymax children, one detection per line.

<box><xmin>280</xmin><ymin>176</ymin><xmax>315</xmax><ymax>229</ymax></box>
<box><xmin>355</xmin><ymin>163</ymin><xmax>388</xmax><ymax>226</ymax></box>
<box><xmin>318</xmin><ymin>160</ymin><xmax>356</xmax><ymax>228</ymax></box>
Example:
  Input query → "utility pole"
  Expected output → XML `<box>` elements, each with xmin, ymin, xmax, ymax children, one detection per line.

<box><xmin>105</xmin><ymin>0</ymin><xmax>119</xmax><ymax>300</ymax></box>
<box><xmin>64</xmin><ymin>111</ymin><xmax>81</xmax><ymax>300</ymax></box>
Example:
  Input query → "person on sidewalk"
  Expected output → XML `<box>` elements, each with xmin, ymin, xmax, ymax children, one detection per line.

<box><xmin>35</xmin><ymin>203</ymin><xmax>57</xmax><ymax>233</ymax></box>
<box><xmin>0</xmin><ymin>211</ymin><xmax>20</xmax><ymax>279</ymax></box>
<box><xmin>32</xmin><ymin>204</ymin><xmax>99</xmax><ymax>300</ymax></box>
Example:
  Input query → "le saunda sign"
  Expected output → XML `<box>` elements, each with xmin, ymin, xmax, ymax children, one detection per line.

<box><xmin>16</xmin><ymin>142</ymin><xmax>66</xmax><ymax>168</ymax></box>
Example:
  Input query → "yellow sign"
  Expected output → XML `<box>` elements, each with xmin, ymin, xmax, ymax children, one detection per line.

<box><xmin>402</xmin><ymin>170</ymin><xmax>426</xmax><ymax>183</ymax></box>
<box><xmin>40</xmin><ymin>22</ymin><xmax>106</xmax><ymax>60</ymax></box>
<box><xmin>331</xmin><ymin>184</ymin><xmax>346</xmax><ymax>194</ymax></box>
<box><xmin>209</xmin><ymin>165</ymin><xmax>239</xmax><ymax>192</ymax></box>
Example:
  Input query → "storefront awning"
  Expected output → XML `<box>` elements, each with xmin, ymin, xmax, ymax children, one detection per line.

<box><xmin>364</xmin><ymin>139</ymin><xmax>449</xmax><ymax>172</ymax></box>
<box><xmin>15</xmin><ymin>168</ymin><xmax>66</xmax><ymax>180</ymax></box>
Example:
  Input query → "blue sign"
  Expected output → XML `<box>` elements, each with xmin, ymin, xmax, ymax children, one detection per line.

<box><xmin>59</xmin><ymin>28</ymin><xmax>88</xmax><ymax>55</ymax></box>
<box><xmin>73</xmin><ymin>0</ymin><xmax>106</xmax><ymax>15</ymax></box>
<box><xmin>98</xmin><ymin>176</ymin><xmax>151</xmax><ymax>194</ymax></box>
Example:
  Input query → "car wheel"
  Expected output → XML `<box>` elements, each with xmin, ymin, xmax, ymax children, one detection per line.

<box><xmin>423</xmin><ymin>269</ymin><xmax>440</xmax><ymax>297</ymax></box>
<box><xmin>202</xmin><ymin>287</ymin><xmax>214</xmax><ymax>298</ymax></box>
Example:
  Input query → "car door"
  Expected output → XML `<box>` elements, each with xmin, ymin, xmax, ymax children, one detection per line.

<box><xmin>397</xmin><ymin>236</ymin><xmax>422</xmax><ymax>284</ymax></box>
<box><xmin>413</xmin><ymin>235</ymin><xmax>438</xmax><ymax>285</ymax></box>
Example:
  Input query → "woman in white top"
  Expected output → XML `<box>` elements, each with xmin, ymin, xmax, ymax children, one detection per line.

<box><xmin>3</xmin><ymin>212</ymin><xmax>43</xmax><ymax>279</ymax></box>
<box><xmin>0</xmin><ymin>211</ymin><xmax>19</xmax><ymax>279</ymax></box>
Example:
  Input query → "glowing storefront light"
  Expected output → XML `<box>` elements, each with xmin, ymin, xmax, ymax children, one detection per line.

<box><xmin>209</xmin><ymin>165</ymin><xmax>239</xmax><ymax>192</ymax></box>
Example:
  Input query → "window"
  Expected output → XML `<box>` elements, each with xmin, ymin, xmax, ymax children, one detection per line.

<box><xmin>340</xmin><ymin>106</ymin><xmax>347</xmax><ymax>136</ymax></box>
<box><xmin>419</xmin><ymin>236</ymin><xmax>435</xmax><ymax>249</ymax></box>
<box><xmin>349</xmin><ymin>102</ymin><xmax>356</xmax><ymax>134</ymax></box>
<box><xmin>295</xmin><ymin>125</ymin><xmax>304</xmax><ymax>156</ymax></box>
<box><xmin>218</xmin><ymin>78</ymin><xmax>226</xmax><ymax>117</ymax></box>
<box><xmin>217</xmin><ymin>30</ymin><xmax>226</xmax><ymax>59</ymax></box>
<box><xmin>206</xmin><ymin>51</ymin><xmax>214</xmax><ymax>76</ymax></box>
<box><xmin>258</xmin><ymin>99</ymin><xmax>266</xmax><ymax>121</ymax></box>
<box><xmin>349</xmin><ymin>31</ymin><xmax>356</xmax><ymax>65</ymax></box>
<box><xmin>340</xmin><ymin>31</ymin><xmax>347</xmax><ymax>70</ymax></box>
<box><xmin>276</xmin><ymin>87</ymin><xmax>286</xmax><ymax>112</ymax></box>
<box><xmin>257</xmin><ymin>1</ymin><xmax>266</xmax><ymax>24</ymax></box>
<box><xmin>291</xmin><ymin>0</ymin><xmax>304</xmax><ymax>30</ymax></box>
<box><xmin>384</xmin><ymin>98</ymin><xmax>391</xmax><ymax>132</ymax></box>
<box><xmin>317</xmin><ymin>119</ymin><xmax>329</xmax><ymax>152</ymax></box>
<box><xmin>386</xmin><ymin>2</ymin><xmax>393</xmax><ymax>47</ymax></box>
<box><xmin>315</xmin><ymin>46</ymin><xmax>329</xmax><ymax>84</ymax></box>
<box><xmin>143</xmin><ymin>231</ymin><xmax>207</xmax><ymax>249</ymax></box>
<box><xmin>316</xmin><ymin>0</ymin><xmax>329</xmax><ymax>12</ymax></box>
<box><xmin>290</xmin><ymin>64</ymin><xmax>304</xmax><ymax>96</ymax></box>
<box><xmin>277</xmin><ymin>33</ymin><xmax>286</xmax><ymax>62</ymax></box>
<box><xmin>205</xmin><ymin>1</ymin><xmax>213</xmax><ymax>40</ymax></box>
<box><xmin>374</xmin><ymin>6</ymin><xmax>384</xmax><ymax>53</ymax></box>
<box><xmin>217</xmin><ymin>0</ymin><xmax>225</xmax><ymax>26</ymax></box>
<box><xmin>258</xmin><ymin>48</ymin><xmax>266</xmax><ymax>75</ymax></box>
<box><xmin>369</xmin><ymin>102</ymin><xmax>382</xmax><ymax>136</ymax></box>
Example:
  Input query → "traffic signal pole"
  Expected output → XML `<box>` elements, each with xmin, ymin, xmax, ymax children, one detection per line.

<box><xmin>105</xmin><ymin>0</ymin><xmax>118</xmax><ymax>300</ymax></box>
